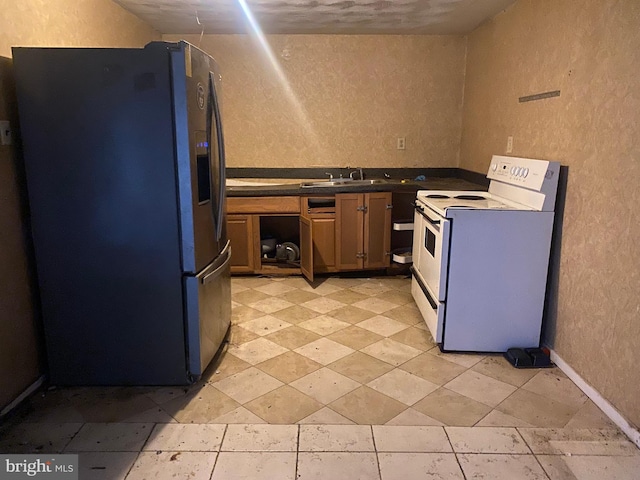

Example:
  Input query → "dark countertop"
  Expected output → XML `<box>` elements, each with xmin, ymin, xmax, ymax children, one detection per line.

<box><xmin>226</xmin><ymin>177</ymin><xmax>486</xmax><ymax>197</ymax></box>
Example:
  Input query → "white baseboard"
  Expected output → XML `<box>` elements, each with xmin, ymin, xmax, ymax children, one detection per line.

<box><xmin>0</xmin><ymin>375</ymin><xmax>45</xmax><ymax>418</ymax></box>
<box><xmin>549</xmin><ymin>349</ymin><xmax>640</xmax><ymax>448</ymax></box>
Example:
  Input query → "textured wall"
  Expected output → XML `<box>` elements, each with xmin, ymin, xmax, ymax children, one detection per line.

<box><xmin>164</xmin><ymin>34</ymin><xmax>467</xmax><ymax>169</ymax></box>
<box><xmin>0</xmin><ymin>0</ymin><xmax>159</xmax><ymax>410</ymax></box>
<box><xmin>460</xmin><ymin>0</ymin><xmax>640</xmax><ymax>426</ymax></box>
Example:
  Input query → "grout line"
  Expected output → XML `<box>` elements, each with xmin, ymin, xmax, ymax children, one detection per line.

<box><xmin>295</xmin><ymin>424</ymin><xmax>300</xmax><ymax>479</ymax></box>
<box><xmin>371</xmin><ymin>424</ymin><xmax>384</xmax><ymax>480</ymax></box>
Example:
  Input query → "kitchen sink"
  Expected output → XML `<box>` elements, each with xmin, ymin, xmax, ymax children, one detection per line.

<box><xmin>300</xmin><ymin>179</ymin><xmax>388</xmax><ymax>188</ymax></box>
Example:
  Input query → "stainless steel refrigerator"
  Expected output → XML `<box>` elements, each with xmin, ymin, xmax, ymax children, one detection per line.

<box><xmin>13</xmin><ymin>41</ymin><xmax>231</xmax><ymax>385</ymax></box>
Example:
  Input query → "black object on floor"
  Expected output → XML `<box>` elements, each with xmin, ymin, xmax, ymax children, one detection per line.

<box><xmin>504</xmin><ymin>347</ymin><xmax>552</xmax><ymax>368</ymax></box>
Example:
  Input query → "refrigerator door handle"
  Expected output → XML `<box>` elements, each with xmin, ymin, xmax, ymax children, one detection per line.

<box><xmin>202</xmin><ymin>240</ymin><xmax>231</xmax><ymax>285</ymax></box>
<box><xmin>208</xmin><ymin>71</ymin><xmax>226</xmax><ymax>243</ymax></box>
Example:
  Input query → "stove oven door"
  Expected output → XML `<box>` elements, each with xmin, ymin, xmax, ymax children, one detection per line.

<box><xmin>415</xmin><ymin>203</ymin><xmax>450</xmax><ymax>301</ymax></box>
<box><xmin>410</xmin><ymin>267</ymin><xmax>445</xmax><ymax>343</ymax></box>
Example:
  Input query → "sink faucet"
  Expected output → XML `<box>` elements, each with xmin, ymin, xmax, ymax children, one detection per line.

<box><xmin>349</xmin><ymin>168</ymin><xmax>364</xmax><ymax>180</ymax></box>
<box><xmin>325</xmin><ymin>172</ymin><xmax>333</xmax><ymax>180</ymax></box>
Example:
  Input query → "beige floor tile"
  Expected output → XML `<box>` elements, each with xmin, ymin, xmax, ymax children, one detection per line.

<box><xmin>495</xmin><ymin>389</ymin><xmax>579</xmax><ymax>428</ymax></box>
<box><xmin>265</xmin><ymin>326</ymin><xmax>322</xmax><ymax>350</ymax></box>
<box><xmin>143</xmin><ymin>386</ymin><xmax>191</xmax><ymax>406</ymax></box>
<box><xmin>118</xmin><ymin>406</ymin><xmax>178</xmax><ymax>423</ymax></box>
<box><xmin>457</xmin><ymin>454</ymin><xmax>548</xmax><ymax>480</ymax></box>
<box><xmin>301</xmin><ymin>297</ymin><xmax>347</xmax><ymax>314</ymax></box>
<box><xmin>537</xmin><ymin>454</ymin><xmax>640</xmax><ymax>480</ymax></box>
<box><xmin>373</xmin><ymin>426</ymin><xmax>451</xmax><ymax>452</ymax></box>
<box><xmin>325</xmin><ymin>289</ymin><xmax>370</xmax><ymax>305</ymax></box>
<box><xmin>427</xmin><ymin>349</ymin><xmax>485</xmax><ymax>368</ymax></box>
<box><xmin>400</xmin><ymin>353</ymin><xmax>467</xmax><ymax>385</ymax></box>
<box><xmin>231</xmin><ymin>305</ymin><xmax>265</xmax><ymax>324</ymax></box>
<box><xmin>298</xmin><ymin>315</ymin><xmax>351</xmax><ymax>335</ymax></box>
<box><xmin>238</xmin><ymin>315</ymin><xmax>292</xmax><ymax>336</ymax></box>
<box><xmin>350</xmin><ymin>281</ymin><xmax>393</xmax><ymax>296</ymax></box>
<box><xmin>517</xmin><ymin>428</ymin><xmax>638</xmax><ymax>455</ymax></box>
<box><xmin>226</xmin><ymin>326</ymin><xmax>260</xmax><ymax>346</ymax></box>
<box><xmin>329</xmin><ymin>386</ymin><xmax>407</xmax><ymax>424</ymax></box>
<box><xmin>471</xmin><ymin>355</ymin><xmax>540</xmax><ymax>387</ymax></box>
<box><xmin>521</xmin><ymin>369</ymin><xmax>589</xmax><ymax>410</ymax></box>
<box><xmin>254</xmin><ymin>282</ymin><xmax>297</xmax><ymax>296</ymax></box>
<box><xmin>248</xmin><ymin>296</ymin><xmax>295</xmax><ymax>314</ymax></box>
<box><xmin>446</xmin><ymin>426</ymin><xmax>529</xmax><ymax>453</ymax></box>
<box><xmin>68</xmin><ymin>388</ymin><xmax>162</xmax><ymax>423</ymax></box>
<box><xmin>233</xmin><ymin>277</ymin><xmax>273</xmax><ymax>289</ymax></box>
<box><xmin>564</xmin><ymin>400</ymin><xmax>617</xmax><ymax>429</ymax></box>
<box><xmin>143</xmin><ymin>424</ymin><xmax>225</xmax><ymax>451</ymax></box>
<box><xmin>281</xmin><ymin>276</ymin><xmax>317</xmax><ymax>289</ymax></box>
<box><xmin>356</xmin><ymin>316</ymin><xmax>409</xmax><ymax>337</ymax></box>
<box><xmin>327</xmin><ymin>305</ymin><xmax>376</xmax><ymax>324</ymax></box>
<box><xmin>327</xmin><ymin>352</ymin><xmax>394</xmax><ymax>384</ymax></box>
<box><xmin>221</xmin><ymin>424</ymin><xmax>298</xmax><ymax>451</ymax></box>
<box><xmin>127</xmin><ymin>451</ymin><xmax>217</xmax><ymax>480</ymax></box>
<box><xmin>227</xmin><ymin>337</ymin><xmax>289</xmax><ymax>365</ymax></box>
<box><xmin>444</xmin><ymin>370</ymin><xmax>517</xmax><ymax>408</ymax></box>
<box><xmin>367</xmin><ymin>369</ymin><xmax>438</xmax><ymax>405</ymax></box>
<box><xmin>245</xmin><ymin>385</ymin><xmax>323</xmax><ymax>424</ymax></box>
<box><xmin>327</xmin><ymin>326</ymin><xmax>383</xmax><ymax>351</ymax></box>
<box><xmin>297</xmin><ymin>452</ymin><xmax>380</xmax><ymax>480</ymax></box>
<box><xmin>324</xmin><ymin>277</ymin><xmax>369</xmax><ymax>288</ymax></box>
<box><xmin>299</xmin><ymin>281</ymin><xmax>345</xmax><ymax>296</ymax></box>
<box><xmin>294</xmin><ymin>338</ymin><xmax>355</xmax><ymax>365</ymax></box>
<box><xmin>351</xmin><ymin>298</ymin><xmax>397</xmax><ymax>314</ymax></box>
<box><xmin>211</xmin><ymin>367</ymin><xmax>283</xmax><ymax>404</ymax></box>
<box><xmin>256</xmin><ymin>351</ymin><xmax>322</xmax><ymax>383</ymax></box>
<box><xmin>0</xmin><ymin>422</ymin><xmax>82</xmax><ymax>453</ymax></box>
<box><xmin>64</xmin><ymin>423</ymin><xmax>152</xmax><ymax>452</ymax></box>
<box><xmin>376</xmin><ymin>289</ymin><xmax>415</xmax><ymax>305</ymax></box>
<box><xmin>377</xmin><ymin>453</ymin><xmax>464</xmax><ymax>480</ymax></box>
<box><xmin>279</xmin><ymin>289</ymin><xmax>321</xmax><ymax>305</ymax></box>
<box><xmin>230</xmin><ymin>280</ymin><xmax>249</xmax><ymax>293</ymax></box>
<box><xmin>385</xmin><ymin>408</ymin><xmax>444</xmax><ymax>426</ymax></box>
<box><xmin>160</xmin><ymin>385</ymin><xmax>240</xmax><ymax>424</ymax></box>
<box><xmin>475</xmin><ymin>410</ymin><xmax>535</xmax><ymax>427</ymax></box>
<box><xmin>361</xmin><ymin>339</ymin><xmax>422</xmax><ymax>366</ymax></box>
<box><xmin>271</xmin><ymin>304</ymin><xmax>320</xmax><ymax>324</ymax></box>
<box><xmin>233</xmin><ymin>289</ymin><xmax>270</xmax><ymax>305</ymax></box>
<box><xmin>209</xmin><ymin>406</ymin><xmax>266</xmax><ymax>424</ymax></box>
<box><xmin>297</xmin><ymin>407</ymin><xmax>356</xmax><ymax>425</ymax></box>
<box><xmin>389</xmin><ymin>326</ymin><xmax>436</xmax><ymax>351</ymax></box>
<box><xmin>383</xmin><ymin>305</ymin><xmax>425</xmax><ymax>325</ymax></box>
<box><xmin>204</xmin><ymin>352</ymin><xmax>251</xmax><ymax>383</ymax></box>
<box><xmin>412</xmin><ymin>389</ymin><xmax>492</xmax><ymax>427</ymax></box>
<box><xmin>290</xmin><ymin>368</ymin><xmax>361</xmax><ymax>404</ymax></box>
<box><xmin>299</xmin><ymin>425</ymin><xmax>374</xmax><ymax>451</ymax></box>
<box><xmin>212</xmin><ymin>452</ymin><xmax>297</xmax><ymax>480</ymax></box>
<box><xmin>75</xmin><ymin>452</ymin><xmax>138</xmax><ymax>480</ymax></box>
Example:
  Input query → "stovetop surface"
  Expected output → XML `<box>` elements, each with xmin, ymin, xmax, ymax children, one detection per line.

<box><xmin>416</xmin><ymin>190</ymin><xmax>533</xmax><ymax>216</ymax></box>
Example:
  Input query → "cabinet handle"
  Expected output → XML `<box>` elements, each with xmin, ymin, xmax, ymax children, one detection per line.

<box><xmin>356</xmin><ymin>205</ymin><xmax>368</xmax><ymax>212</ymax></box>
<box><xmin>386</xmin><ymin>204</ymin><xmax>393</xmax><ymax>209</ymax></box>
<box><xmin>356</xmin><ymin>252</ymin><xmax>366</xmax><ymax>258</ymax></box>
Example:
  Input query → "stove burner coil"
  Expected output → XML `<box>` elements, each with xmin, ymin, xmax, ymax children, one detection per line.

<box><xmin>426</xmin><ymin>194</ymin><xmax>450</xmax><ymax>199</ymax></box>
<box><xmin>454</xmin><ymin>195</ymin><xmax>486</xmax><ymax>201</ymax></box>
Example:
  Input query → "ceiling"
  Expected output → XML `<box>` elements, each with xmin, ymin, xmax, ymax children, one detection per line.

<box><xmin>113</xmin><ymin>0</ymin><xmax>517</xmax><ymax>35</ymax></box>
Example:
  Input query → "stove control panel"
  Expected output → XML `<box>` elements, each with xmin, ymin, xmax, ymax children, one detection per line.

<box><xmin>487</xmin><ymin>155</ymin><xmax>557</xmax><ymax>191</ymax></box>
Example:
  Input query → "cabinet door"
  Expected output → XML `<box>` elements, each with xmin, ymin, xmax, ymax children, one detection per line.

<box><xmin>299</xmin><ymin>215</ymin><xmax>313</xmax><ymax>282</ymax></box>
<box><xmin>364</xmin><ymin>192</ymin><xmax>392</xmax><ymax>269</ymax></box>
<box><xmin>312</xmin><ymin>217</ymin><xmax>336</xmax><ymax>271</ymax></box>
<box><xmin>227</xmin><ymin>214</ymin><xmax>256</xmax><ymax>273</ymax></box>
<box><xmin>336</xmin><ymin>193</ymin><xmax>365</xmax><ymax>270</ymax></box>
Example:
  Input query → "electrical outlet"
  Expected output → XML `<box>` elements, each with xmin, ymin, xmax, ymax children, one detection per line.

<box><xmin>397</xmin><ymin>137</ymin><xmax>406</xmax><ymax>150</ymax></box>
<box><xmin>506</xmin><ymin>135</ymin><xmax>513</xmax><ymax>154</ymax></box>
<box><xmin>0</xmin><ymin>121</ymin><xmax>11</xmax><ymax>146</ymax></box>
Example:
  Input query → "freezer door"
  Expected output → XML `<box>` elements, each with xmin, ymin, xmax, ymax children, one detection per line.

<box><xmin>184</xmin><ymin>241</ymin><xmax>232</xmax><ymax>380</ymax></box>
<box><xmin>171</xmin><ymin>42</ymin><xmax>227</xmax><ymax>274</ymax></box>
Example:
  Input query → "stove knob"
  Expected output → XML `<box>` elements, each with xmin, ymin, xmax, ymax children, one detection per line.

<box><xmin>515</xmin><ymin>167</ymin><xmax>522</xmax><ymax>176</ymax></box>
<box><xmin>491</xmin><ymin>163</ymin><xmax>498</xmax><ymax>171</ymax></box>
<box><xmin>522</xmin><ymin>168</ymin><xmax>529</xmax><ymax>178</ymax></box>
<box><xmin>510</xmin><ymin>166</ymin><xmax>516</xmax><ymax>175</ymax></box>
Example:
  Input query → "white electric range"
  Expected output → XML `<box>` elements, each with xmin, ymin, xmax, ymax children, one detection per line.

<box><xmin>411</xmin><ymin>155</ymin><xmax>560</xmax><ymax>352</ymax></box>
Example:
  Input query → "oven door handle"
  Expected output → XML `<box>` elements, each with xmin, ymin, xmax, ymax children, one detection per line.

<box><xmin>414</xmin><ymin>203</ymin><xmax>441</xmax><ymax>225</ymax></box>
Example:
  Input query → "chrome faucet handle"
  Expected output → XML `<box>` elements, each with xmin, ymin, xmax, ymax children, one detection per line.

<box><xmin>359</xmin><ymin>168</ymin><xmax>364</xmax><ymax>180</ymax></box>
<box><xmin>349</xmin><ymin>170</ymin><xmax>357</xmax><ymax>179</ymax></box>
<box><xmin>325</xmin><ymin>172</ymin><xmax>333</xmax><ymax>180</ymax></box>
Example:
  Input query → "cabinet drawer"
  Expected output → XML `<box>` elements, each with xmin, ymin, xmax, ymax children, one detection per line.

<box><xmin>227</xmin><ymin>196</ymin><xmax>300</xmax><ymax>214</ymax></box>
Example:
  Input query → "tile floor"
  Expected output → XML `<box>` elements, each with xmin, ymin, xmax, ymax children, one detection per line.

<box><xmin>1</xmin><ymin>275</ymin><xmax>638</xmax><ymax>479</ymax></box>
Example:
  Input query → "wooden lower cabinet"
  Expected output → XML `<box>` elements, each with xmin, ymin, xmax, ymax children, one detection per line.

<box><xmin>336</xmin><ymin>192</ymin><xmax>392</xmax><ymax>270</ymax></box>
<box><xmin>300</xmin><ymin>196</ymin><xmax>337</xmax><ymax>282</ymax></box>
<box><xmin>226</xmin><ymin>214</ymin><xmax>257</xmax><ymax>273</ymax></box>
